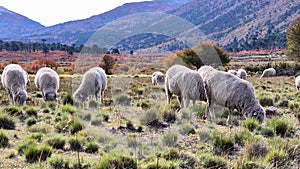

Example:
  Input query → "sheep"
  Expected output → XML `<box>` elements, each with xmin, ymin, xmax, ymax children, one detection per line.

<box><xmin>1</xmin><ymin>64</ymin><xmax>29</xmax><ymax>105</ymax></box>
<box><xmin>73</xmin><ymin>67</ymin><xmax>107</xmax><ymax>103</ymax></box>
<box><xmin>165</xmin><ymin>64</ymin><xmax>207</xmax><ymax>109</ymax></box>
<box><xmin>199</xmin><ymin>66</ymin><xmax>265</xmax><ymax>124</ymax></box>
<box><xmin>237</xmin><ymin>68</ymin><xmax>247</xmax><ymax>80</ymax></box>
<box><xmin>260</xmin><ymin>68</ymin><xmax>276</xmax><ymax>78</ymax></box>
<box><xmin>228</xmin><ymin>70</ymin><xmax>238</xmax><ymax>76</ymax></box>
<box><xmin>152</xmin><ymin>71</ymin><xmax>165</xmax><ymax>86</ymax></box>
<box><xmin>295</xmin><ymin>75</ymin><xmax>300</xmax><ymax>90</ymax></box>
<box><xmin>34</xmin><ymin>67</ymin><xmax>59</xmax><ymax>101</ymax></box>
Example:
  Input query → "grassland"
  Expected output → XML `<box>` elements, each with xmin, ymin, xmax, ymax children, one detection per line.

<box><xmin>0</xmin><ymin>56</ymin><xmax>300</xmax><ymax>168</ymax></box>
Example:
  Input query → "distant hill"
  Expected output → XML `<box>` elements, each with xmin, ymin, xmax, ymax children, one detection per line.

<box><xmin>7</xmin><ymin>0</ymin><xmax>190</xmax><ymax>45</ymax></box>
<box><xmin>0</xmin><ymin>6</ymin><xmax>45</xmax><ymax>40</ymax></box>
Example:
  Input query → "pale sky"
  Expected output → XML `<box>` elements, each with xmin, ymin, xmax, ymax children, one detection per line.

<box><xmin>0</xmin><ymin>0</ymin><xmax>148</xmax><ymax>26</ymax></box>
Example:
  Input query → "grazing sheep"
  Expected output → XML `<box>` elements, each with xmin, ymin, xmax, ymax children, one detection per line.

<box><xmin>152</xmin><ymin>71</ymin><xmax>165</xmax><ymax>86</ymax></box>
<box><xmin>165</xmin><ymin>64</ymin><xmax>207</xmax><ymax>109</ymax></box>
<box><xmin>295</xmin><ymin>75</ymin><xmax>300</xmax><ymax>90</ymax></box>
<box><xmin>1</xmin><ymin>64</ymin><xmax>29</xmax><ymax>105</ymax></box>
<box><xmin>260</xmin><ymin>68</ymin><xmax>276</xmax><ymax>78</ymax></box>
<box><xmin>228</xmin><ymin>70</ymin><xmax>238</xmax><ymax>76</ymax></box>
<box><xmin>237</xmin><ymin>69</ymin><xmax>247</xmax><ymax>80</ymax></box>
<box><xmin>34</xmin><ymin>67</ymin><xmax>59</xmax><ymax>101</ymax></box>
<box><xmin>199</xmin><ymin>67</ymin><xmax>265</xmax><ymax>123</ymax></box>
<box><xmin>73</xmin><ymin>67</ymin><xmax>107</xmax><ymax>103</ymax></box>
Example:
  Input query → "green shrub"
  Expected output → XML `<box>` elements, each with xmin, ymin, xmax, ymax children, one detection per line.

<box><xmin>288</xmin><ymin>101</ymin><xmax>300</xmax><ymax>111</ymax></box>
<box><xmin>162</xmin><ymin>130</ymin><xmax>178</xmax><ymax>147</ymax></box>
<box><xmin>162</xmin><ymin>147</ymin><xmax>180</xmax><ymax>160</ymax></box>
<box><xmin>212</xmin><ymin>132</ymin><xmax>234</xmax><ymax>155</ymax></box>
<box><xmin>235</xmin><ymin>160</ymin><xmax>262</xmax><ymax>169</ymax></box>
<box><xmin>68</xmin><ymin>137</ymin><xmax>82</xmax><ymax>151</ymax></box>
<box><xmin>233</xmin><ymin>129</ymin><xmax>252</xmax><ymax>146</ymax></box>
<box><xmin>140</xmin><ymin>109</ymin><xmax>159</xmax><ymax>126</ymax></box>
<box><xmin>4</xmin><ymin>105</ymin><xmax>22</xmax><ymax>116</ymax></box>
<box><xmin>29</xmin><ymin>133</ymin><xmax>43</xmax><ymax>142</ymax></box>
<box><xmin>242</xmin><ymin>118</ymin><xmax>260</xmax><ymax>131</ymax></box>
<box><xmin>258</xmin><ymin>95</ymin><xmax>273</xmax><ymax>107</ymax></box>
<box><xmin>25</xmin><ymin>116</ymin><xmax>37</xmax><ymax>126</ymax></box>
<box><xmin>61</xmin><ymin>104</ymin><xmax>76</xmax><ymax>115</ymax></box>
<box><xmin>258</xmin><ymin>126</ymin><xmax>275</xmax><ymax>138</ymax></box>
<box><xmin>0</xmin><ymin>112</ymin><xmax>16</xmax><ymax>129</ymax></box>
<box><xmin>45</xmin><ymin>135</ymin><xmax>66</xmax><ymax>150</ymax></box>
<box><xmin>27</xmin><ymin>124</ymin><xmax>51</xmax><ymax>133</ymax></box>
<box><xmin>245</xmin><ymin>142</ymin><xmax>268</xmax><ymax>160</ymax></box>
<box><xmin>42</xmin><ymin>108</ymin><xmax>51</xmax><ymax>113</ymax></box>
<box><xmin>268</xmin><ymin>117</ymin><xmax>291</xmax><ymax>137</ymax></box>
<box><xmin>47</xmin><ymin>101</ymin><xmax>57</xmax><ymax>111</ymax></box>
<box><xmin>24</xmin><ymin>144</ymin><xmax>52</xmax><ymax>163</ymax></box>
<box><xmin>200</xmin><ymin>153</ymin><xmax>227</xmax><ymax>169</ymax></box>
<box><xmin>91</xmin><ymin>116</ymin><xmax>103</xmax><ymax>126</ymax></box>
<box><xmin>24</xmin><ymin>106</ymin><xmax>38</xmax><ymax>117</ymax></box>
<box><xmin>62</xmin><ymin>92</ymin><xmax>74</xmax><ymax>105</ymax></box>
<box><xmin>0</xmin><ymin>130</ymin><xmax>9</xmax><ymax>148</ymax></box>
<box><xmin>180</xmin><ymin>122</ymin><xmax>196</xmax><ymax>135</ymax></box>
<box><xmin>161</xmin><ymin>105</ymin><xmax>176</xmax><ymax>123</ymax></box>
<box><xmin>69</xmin><ymin>117</ymin><xmax>84</xmax><ymax>134</ymax></box>
<box><xmin>17</xmin><ymin>139</ymin><xmax>37</xmax><ymax>154</ymax></box>
<box><xmin>265</xmin><ymin>149</ymin><xmax>287</xmax><ymax>167</ymax></box>
<box><xmin>126</xmin><ymin>134</ymin><xmax>138</xmax><ymax>148</ymax></box>
<box><xmin>88</xmin><ymin>99</ymin><xmax>98</xmax><ymax>108</ymax></box>
<box><xmin>136</xmin><ymin>87</ymin><xmax>145</xmax><ymax>95</ymax></box>
<box><xmin>114</xmin><ymin>93</ymin><xmax>131</xmax><ymax>106</ymax></box>
<box><xmin>48</xmin><ymin>156</ymin><xmax>70</xmax><ymax>169</ymax></box>
<box><xmin>85</xmin><ymin>142</ymin><xmax>99</xmax><ymax>153</ymax></box>
<box><xmin>137</xmin><ymin>100</ymin><xmax>150</xmax><ymax>109</ymax></box>
<box><xmin>96</xmin><ymin>153</ymin><xmax>137</xmax><ymax>169</ymax></box>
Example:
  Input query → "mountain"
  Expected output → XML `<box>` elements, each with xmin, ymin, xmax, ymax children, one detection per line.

<box><xmin>169</xmin><ymin>0</ymin><xmax>300</xmax><ymax>51</ymax></box>
<box><xmin>0</xmin><ymin>6</ymin><xmax>44</xmax><ymax>40</ymax></box>
<box><xmin>9</xmin><ymin>0</ymin><xmax>191</xmax><ymax>45</ymax></box>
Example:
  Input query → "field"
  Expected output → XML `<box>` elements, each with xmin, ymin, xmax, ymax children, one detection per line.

<box><xmin>0</xmin><ymin>53</ymin><xmax>300</xmax><ymax>168</ymax></box>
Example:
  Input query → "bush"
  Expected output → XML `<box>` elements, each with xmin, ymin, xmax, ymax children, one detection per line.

<box><xmin>137</xmin><ymin>100</ymin><xmax>150</xmax><ymax>109</ymax></box>
<box><xmin>4</xmin><ymin>105</ymin><xmax>23</xmax><ymax>116</ymax></box>
<box><xmin>242</xmin><ymin>118</ymin><xmax>260</xmax><ymax>131</ymax></box>
<box><xmin>265</xmin><ymin>149</ymin><xmax>287</xmax><ymax>167</ymax></box>
<box><xmin>48</xmin><ymin>156</ymin><xmax>70</xmax><ymax>169</ymax></box>
<box><xmin>96</xmin><ymin>153</ymin><xmax>137</xmax><ymax>169</ymax></box>
<box><xmin>25</xmin><ymin>116</ymin><xmax>37</xmax><ymax>126</ymax></box>
<box><xmin>24</xmin><ymin>106</ymin><xmax>38</xmax><ymax>117</ymax></box>
<box><xmin>258</xmin><ymin>126</ymin><xmax>275</xmax><ymax>138</ymax></box>
<box><xmin>180</xmin><ymin>122</ymin><xmax>196</xmax><ymax>135</ymax></box>
<box><xmin>45</xmin><ymin>135</ymin><xmax>66</xmax><ymax>150</ymax></box>
<box><xmin>162</xmin><ymin>130</ymin><xmax>178</xmax><ymax>147</ymax></box>
<box><xmin>161</xmin><ymin>105</ymin><xmax>176</xmax><ymax>123</ymax></box>
<box><xmin>140</xmin><ymin>109</ymin><xmax>159</xmax><ymax>126</ymax></box>
<box><xmin>88</xmin><ymin>99</ymin><xmax>98</xmax><ymax>108</ymax></box>
<box><xmin>85</xmin><ymin>142</ymin><xmax>99</xmax><ymax>153</ymax></box>
<box><xmin>61</xmin><ymin>104</ymin><xmax>76</xmax><ymax>115</ymax></box>
<box><xmin>126</xmin><ymin>134</ymin><xmax>138</xmax><ymax>148</ymax></box>
<box><xmin>0</xmin><ymin>130</ymin><xmax>9</xmax><ymax>148</ymax></box>
<box><xmin>212</xmin><ymin>132</ymin><xmax>235</xmax><ymax>155</ymax></box>
<box><xmin>200</xmin><ymin>153</ymin><xmax>227</xmax><ymax>169</ymax></box>
<box><xmin>114</xmin><ymin>93</ymin><xmax>131</xmax><ymax>106</ymax></box>
<box><xmin>24</xmin><ymin>144</ymin><xmax>52</xmax><ymax>163</ymax></box>
<box><xmin>258</xmin><ymin>95</ymin><xmax>273</xmax><ymax>107</ymax></box>
<box><xmin>233</xmin><ymin>129</ymin><xmax>252</xmax><ymax>146</ymax></box>
<box><xmin>69</xmin><ymin>137</ymin><xmax>82</xmax><ymax>151</ymax></box>
<box><xmin>17</xmin><ymin>139</ymin><xmax>37</xmax><ymax>154</ymax></box>
<box><xmin>62</xmin><ymin>92</ymin><xmax>74</xmax><ymax>105</ymax></box>
<box><xmin>47</xmin><ymin>101</ymin><xmax>57</xmax><ymax>111</ymax></box>
<box><xmin>245</xmin><ymin>142</ymin><xmax>268</xmax><ymax>160</ymax></box>
<box><xmin>0</xmin><ymin>112</ymin><xmax>16</xmax><ymax>129</ymax></box>
<box><xmin>268</xmin><ymin>117</ymin><xmax>291</xmax><ymax>137</ymax></box>
<box><xmin>69</xmin><ymin>117</ymin><xmax>84</xmax><ymax>134</ymax></box>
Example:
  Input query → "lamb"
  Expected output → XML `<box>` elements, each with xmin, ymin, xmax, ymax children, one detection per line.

<box><xmin>73</xmin><ymin>67</ymin><xmax>107</xmax><ymax>103</ymax></box>
<box><xmin>199</xmin><ymin>66</ymin><xmax>265</xmax><ymax>123</ymax></box>
<box><xmin>237</xmin><ymin>68</ymin><xmax>247</xmax><ymax>80</ymax></box>
<box><xmin>152</xmin><ymin>71</ymin><xmax>165</xmax><ymax>86</ymax></box>
<box><xmin>1</xmin><ymin>64</ymin><xmax>29</xmax><ymax>105</ymax></box>
<box><xmin>165</xmin><ymin>64</ymin><xmax>207</xmax><ymax>109</ymax></box>
<box><xmin>34</xmin><ymin>67</ymin><xmax>59</xmax><ymax>101</ymax></box>
<box><xmin>295</xmin><ymin>75</ymin><xmax>300</xmax><ymax>90</ymax></box>
<box><xmin>260</xmin><ymin>68</ymin><xmax>276</xmax><ymax>78</ymax></box>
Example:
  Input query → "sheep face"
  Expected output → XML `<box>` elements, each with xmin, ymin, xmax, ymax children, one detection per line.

<box><xmin>246</xmin><ymin>104</ymin><xmax>266</xmax><ymax>123</ymax></box>
<box><xmin>14</xmin><ymin>91</ymin><xmax>27</xmax><ymax>105</ymax></box>
<box><xmin>44</xmin><ymin>92</ymin><xmax>57</xmax><ymax>101</ymax></box>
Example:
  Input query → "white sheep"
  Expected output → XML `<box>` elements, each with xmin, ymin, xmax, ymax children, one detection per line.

<box><xmin>73</xmin><ymin>67</ymin><xmax>107</xmax><ymax>103</ymax></box>
<box><xmin>295</xmin><ymin>75</ymin><xmax>300</xmax><ymax>90</ymax></box>
<box><xmin>165</xmin><ymin>64</ymin><xmax>207</xmax><ymax>109</ymax></box>
<box><xmin>152</xmin><ymin>71</ymin><xmax>165</xmax><ymax>86</ymax></box>
<box><xmin>199</xmin><ymin>66</ymin><xmax>265</xmax><ymax>124</ymax></box>
<box><xmin>228</xmin><ymin>70</ymin><xmax>237</xmax><ymax>76</ymax></box>
<box><xmin>260</xmin><ymin>68</ymin><xmax>276</xmax><ymax>78</ymax></box>
<box><xmin>237</xmin><ymin>68</ymin><xmax>247</xmax><ymax>80</ymax></box>
<box><xmin>1</xmin><ymin>64</ymin><xmax>29</xmax><ymax>105</ymax></box>
<box><xmin>34</xmin><ymin>67</ymin><xmax>59</xmax><ymax>101</ymax></box>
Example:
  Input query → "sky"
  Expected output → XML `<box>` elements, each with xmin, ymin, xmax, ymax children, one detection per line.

<box><xmin>0</xmin><ymin>0</ymin><xmax>148</xmax><ymax>26</ymax></box>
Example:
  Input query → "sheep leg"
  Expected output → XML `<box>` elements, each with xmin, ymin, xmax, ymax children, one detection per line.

<box><xmin>100</xmin><ymin>90</ymin><xmax>104</xmax><ymax>103</ymax></box>
<box><xmin>226</xmin><ymin>109</ymin><xmax>232</xmax><ymax>126</ymax></box>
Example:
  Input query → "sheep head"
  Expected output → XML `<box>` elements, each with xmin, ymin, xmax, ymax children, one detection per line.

<box><xmin>14</xmin><ymin>91</ymin><xmax>27</xmax><ymax>105</ymax></box>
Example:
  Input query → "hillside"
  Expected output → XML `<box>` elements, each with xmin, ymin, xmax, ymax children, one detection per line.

<box><xmin>10</xmin><ymin>0</ymin><xmax>190</xmax><ymax>45</ymax></box>
<box><xmin>0</xmin><ymin>6</ymin><xmax>45</xmax><ymax>40</ymax></box>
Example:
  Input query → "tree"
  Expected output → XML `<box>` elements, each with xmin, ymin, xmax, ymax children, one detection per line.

<box><xmin>99</xmin><ymin>54</ymin><xmax>116</xmax><ymax>75</ymax></box>
<box><xmin>285</xmin><ymin>17</ymin><xmax>300</xmax><ymax>61</ymax></box>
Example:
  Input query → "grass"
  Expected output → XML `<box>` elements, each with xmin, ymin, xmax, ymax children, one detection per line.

<box><xmin>0</xmin><ymin>130</ymin><xmax>9</xmax><ymax>148</ymax></box>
